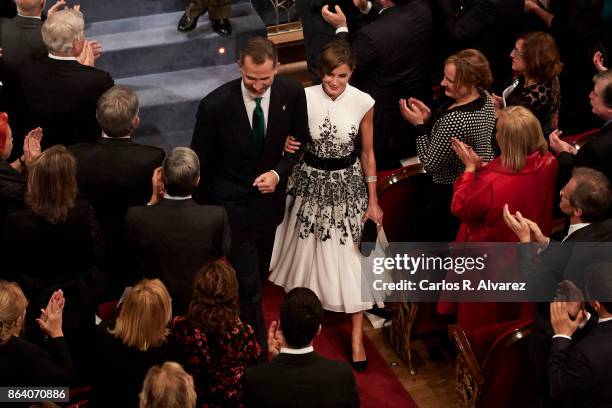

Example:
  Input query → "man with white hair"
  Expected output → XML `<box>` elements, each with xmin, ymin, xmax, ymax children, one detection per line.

<box><xmin>15</xmin><ymin>8</ymin><xmax>113</xmax><ymax>149</ymax></box>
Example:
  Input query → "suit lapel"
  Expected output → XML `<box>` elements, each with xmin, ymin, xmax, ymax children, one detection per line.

<box><xmin>230</xmin><ymin>80</ymin><xmax>260</xmax><ymax>161</ymax></box>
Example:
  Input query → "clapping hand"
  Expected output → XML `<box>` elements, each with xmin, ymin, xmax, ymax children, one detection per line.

<box><xmin>451</xmin><ymin>137</ymin><xmax>481</xmax><ymax>172</ymax></box>
<box><xmin>148</xmin><ymin>167</ymin><xmax>164</xmax><ymax>205</ymax></box>
<box><xmin>22</xmin><ymin>127</ymin><xmax>42</xmax><ymax>167</ymax></box>
<box><xmin>555</xmin><ymin>280</ymin><xmax>586</xmax><ymax>320</ymax></box>
<box><xmin>399</xmin><ymin>98</ymin><xmax>430</xmax><ymax>126</ymax></box>
<box><xmin>267</xmin><ymin>321</ymin><xmax>285</xmax><ymax>359</ymax></box>
<box><xmin>48</xmin><ymin>0</ymin><xmax>80</xmax><ymax>17</ymax></box>
<box><xmin>550</xmin><ymin>301</ymin><xmax>587</xmax><ymax>337</ymax></box>
<box><xmin>321</xmin><ymin>5</ymin><xmax>347</xmax><ymax>29</ymax></box>
<box><xmin>502</xmin><ymin>204</ymin><xmax>549</xmax><ymax>244</ymax></box>
<box><xmin>549</xmin><ymin>129</ymin><xmax>576</xmax><ymax>155</ymax></box>
<box><xmin>491</xmin><ymin>93</ymin><xmax>504</xmax><ymax>110</ymax></box>
<box><xmin>593</xmin><ymin>51</ymin><xmax>607</xmax><ymax>73</ymax></box>
<box><xmin>36</xmin><ymin>289</ymin><xmax>65</xmax><ymax>339</ymax></box>
<box><xmin>77</xmin><ymin>40</ymin><xmax>95</xmax><ymax>67</ymax></box>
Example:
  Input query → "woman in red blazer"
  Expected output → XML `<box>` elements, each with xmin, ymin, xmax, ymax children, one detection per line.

<box><xmin>451</xmin><ymin>106</ymin><xmax>558</xmax><ymax>242</ymax></box>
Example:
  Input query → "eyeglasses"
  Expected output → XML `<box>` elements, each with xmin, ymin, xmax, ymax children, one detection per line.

<box><xmin>512</xmin><ymin>47</ymin><xmax>524</xmax><ymax>58</ymax></box>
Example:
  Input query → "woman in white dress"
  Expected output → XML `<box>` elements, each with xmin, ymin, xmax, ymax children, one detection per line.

<box><xmin>268</xmin><ymin>40</ymin><xmax>383</xmax><ymax>371</ymax></box>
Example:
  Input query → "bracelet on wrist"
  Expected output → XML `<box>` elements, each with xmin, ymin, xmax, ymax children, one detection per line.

<box><xmin>365</xmin><ymin>175</ymin><xmax>377</xmax><ymax>183</ymax></box>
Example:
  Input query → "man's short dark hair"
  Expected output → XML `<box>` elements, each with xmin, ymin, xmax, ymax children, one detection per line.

<box><xmin>280</xmin><ymin>288</ymin><xmax>324</xmax><ymax>348</ymax></box>
<box><xmin>586</xmin><ymin>263</ymin><xmax>612</xmax><ymax>312</ymax></box>
<box><xmin>569</xmin><ymin>167</ymin><xmax>612</xmax><ymax>222</ymax></box>
<box><xmin>239</xmin><ymin>36</ymin><xmax>278</xmax><ymax>65</ymax></box>
<box><xmin>162</xmin><ymin>147</ymin><xmax>200</xmax><ymax>197</ymax></box>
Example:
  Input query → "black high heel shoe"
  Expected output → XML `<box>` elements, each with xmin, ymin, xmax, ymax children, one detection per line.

<box><xmin>351</xmin><ymin>359</ymin><xmax>368</xmax><ymax>373</ymax></box>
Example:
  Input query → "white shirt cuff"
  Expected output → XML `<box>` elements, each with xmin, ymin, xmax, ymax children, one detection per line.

<box><xmin>270</xmin><ymin>170</ymin><xmax>280</xmax><ymax>184</ymax></box>
<box><xmin>552</xmin><ymin>334</ymin><xmax>572</xmax><ymax>340</ymax></box>
<box><xmin>335</xmin><ymin>26</ymin><xmax>349</xmax><ymax>34</ymax></box>
<box><xmin>360</xmin><ymin>1</ymin><xmax>372</xmax><ymax>14</ymax></box>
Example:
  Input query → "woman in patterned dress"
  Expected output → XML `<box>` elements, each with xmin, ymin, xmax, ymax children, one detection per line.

<box><xmin>269</xmin><ymin>40</ymin><xmax>383</xmax><ymax>371</ymax></box>
<box><xmin>399</xmin><ymin>48</ymin><xmax>496</xmax><ymax>242</ymax></box>
<box><xmin>173</xmin><ymin>259</ymin><xmax>260</xmax><ymax>407</ymax></box>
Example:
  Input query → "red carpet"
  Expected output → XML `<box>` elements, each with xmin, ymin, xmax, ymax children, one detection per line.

<box><xmin>263</xmin><ymin>284</ymin><xmax>419</xmax><ymax>408</ymax></box>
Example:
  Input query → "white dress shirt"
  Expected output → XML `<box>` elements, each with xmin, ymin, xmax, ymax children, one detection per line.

<box><xmin>280</xmin><ymin>346</ymin><xmax>314</xmax><ymax>355</ymax></box>
<box><xmin>241</xmin><ymin>81</ymin><xmax>271</xmax><ymax>135</ymax></box>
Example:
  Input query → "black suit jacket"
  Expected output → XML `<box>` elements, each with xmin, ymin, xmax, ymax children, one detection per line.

<box><xmin>548</xmin><ymin>320</ymin><xmax>612</xmax><ymax>408</ymax></box>
<box><xmin>339</xmin><ymin>0</ymin><xmax>433</xmax><ymax>105</ymax></box>
<box><xmin>190</xmin><ymin>76</ymin><xmax>308</xmax><ymax>231</ymax></box>
<box><xmin>0</xmin><ymin>159</ymin><xmax>25</xmax><ymax>227</ymax></box>
<box><xmin>69</xmin><ymin>138</ymin><xmax>165</xmax><ymax>253</ymax></box>
<box><xmin>244</xmin><ymin>352</ymin><xmax>359</xmax><ymax>408</ymax></box>
<box><xmin>16</xmin><ymin>57</ymin><xmax>114</xmax><ymax>148</ymax></box>
<box><xmin>557</xmin><ymin>122</ymin><xmax>612</xmax><ymax>189</ymax></box>
<box><xmin>436</xmin><ymin>0</ymin><xmax>524</xmax><ymax>92</ymax></box>
<box><xmin>126</xmin><ymin>198</ymin><xmax>230</xmax><ymax>315</ymax></box>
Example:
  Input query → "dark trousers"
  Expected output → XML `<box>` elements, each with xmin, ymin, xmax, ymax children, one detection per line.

<box><xmin>227</xmin><ymin>219</ymin><xmax>274</xmax><ymax>359</ymax></box>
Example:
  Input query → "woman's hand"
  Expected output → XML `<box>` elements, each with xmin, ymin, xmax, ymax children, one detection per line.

<box><xmin>399</xmin><ymin>98</ymin><xmax>430</xmax><ymax>126</ymax></box>
<box><xmin>593</xmin><ymin>51</ymin><xmax>607</xmax><ymax>73</ymax></box>
<box><xmin>491</xmin><ymin>93</ymin><xmax>503</xmax><ymax>110</ymax></box>
<box><xmin>36</xmin><ymin>290</ymin><xmax>65</xmax><ymax>338</ymax></box>
<box><xmin>22</xmin><ymin>127</ymin><xmax>43</xmax><ymax>167</ymax></box>
<box><xmin>451</xmin><ymin>137</ymin><xmax>481</xmax><ymax>172</ymax></box>
<box><xmin>284</xmin><ymin>135</ymin><xmax>301</xmax><ymax>154</ymax></box>
<box><xmin>363</xmin><ymin>201</ymin><xmax>383</xmax><ymax>226</ymax></box>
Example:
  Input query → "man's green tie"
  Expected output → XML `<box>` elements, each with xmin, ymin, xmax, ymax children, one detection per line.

<box><xmin>252</xmin><ymin>97</ymin><xmax>265</xmax><ymax>150</ymax></box>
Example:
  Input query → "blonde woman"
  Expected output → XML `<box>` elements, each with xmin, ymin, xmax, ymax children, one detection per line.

<box><xmin>0</xmin><ymin>281</ymin><xmax>73</xmax><ymax>386</ymax></box>
<box><xmin>91</xmin><ymin>279</ymin><xmax>174</xmax><ymax>408</ymax></box>
<box><xmin>139</xmin><ymin>362</ymin><xmax>196</xmax><ymax>408</ymax></box>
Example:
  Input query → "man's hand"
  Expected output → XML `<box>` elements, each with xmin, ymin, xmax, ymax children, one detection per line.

<box><xmin>148</xmin><ymin>167</ymin><xmax>164</xmax><ymax>205</ymax></box>
<box><xmin>253</xmin><ymin>171</ymin><xmax>278</xmax><ymax>194</ymax></box>
<box><xmin>321</xmin><ymin>5</ymin><xmax>347</xmax><ymax>29</ymax></box>
<box><xmin>77</xmin><ymin>40</ymin><xmax>95</xmax><ymax>67</ymax></box>
<box><xmin>36</xmin><ymin>289</ymin><xmax>65</xmax><ymax>339</ymax></box>
<box><xmin>22</xmin><ymin>127</ymin><xmax>43</xmax><ymax>167</ymax></box>
<box><xmin>550</xmin><ymin>301</ymin><xmax>586</xmax><ymax>337</ymax></box>
<box><xmin>593</xmin><ymin>51</ymin><xmax>608</xmax><ymax>73</ymax></box>
<box><xmin>353</xmin><ymin>0</ymin><xmax>369</xmax><ymax>12</ymax></box>
<box><xmin>549</xmin><ymin>129</ymin><xmax>576</xmax><ymax>155</ymax></box>
<box><xmin>555</xmin><ymin>280</ymin><xmax>585</xmax><ymax>320</ymax></box>
<box><xmin>89</xmin><ymin>40</ymin><xmax>102</xmax><ymax>61</ymax></box>
<box><xmin>267</xmin><ymin>320</ymin><xmax>285</xmax><ymax>359</ymax></box>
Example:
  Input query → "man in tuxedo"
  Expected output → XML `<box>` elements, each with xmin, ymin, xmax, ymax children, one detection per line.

<box><xmin>69</xmin><ymin>85</ymin><xmax>165</xmax><ymax>294</ymax></box>
<box><xmin>548</xmin><ymin>263</ymin><xmax>612</xmax><ymax>408</ymax></box>
<box><xmin>16</xmin><ymin>8</ymin><xmax>114</xmax><ymax>150</ymax></box>
<box><xmin>244</xmin><ymin>288</ymin><xmax>359</xmax><ymax>407</ymax></box>
<box><xmin>322</xmin><ymin>0</ymin><xmax>433</xmax><ymax>169</ymax></box>
<box><xmin>551</xmin><ymin>69</ymin><xmax>612</xmax><ymax>189</ymax></box>
<box><xmin>190</xmin><ymin>36</ymin><xmax>309</xmax><ymax>353</ymax></box>
<box><xmin>505</xmin><ymin>167</ymin><xmax>612</xmax><ymax>407</ymax></box>
<box><xmin>177</xmin><ymin>0</ymin><xmax>231</xmax><ymax>36</ymax></box>
<box><xmin>126</xmin><ymin>147</ymin><xmax>230</xmax><ymax>316</ymax></box>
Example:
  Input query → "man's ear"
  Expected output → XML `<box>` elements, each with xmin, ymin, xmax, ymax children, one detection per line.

<box><xmin>316</xmin><ymin>324</ymin><xmax>322</xmax><ymax>336</ymax></box>
<box><xmin>194</xmin><ymin>175</ymin><xmax>200</xmax><ymax>187</ymax></box>
<box><xmin>574</xmin><ymin>207</ymin><xmax>583</xmax><ymax>219</ymax></box>
<box><xmin>132</xmin><ymin>115</ymin><xmax>140</xmax><ymax>131</ymax></box>
<box><xmin>273</xmin><ymin>61</ymin><xmax>281</xmax><ymax>75</ymax></box>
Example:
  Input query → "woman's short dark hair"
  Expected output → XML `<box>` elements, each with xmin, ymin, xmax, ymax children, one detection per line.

<box><xmin>445</xmin><ymin>49</ymin><xmax>493</xmax><ymax>91</ymax></box>
<box><xmin>187</xmin><ymin>259</ymin><xmax>240</xmax><ymax>334</ymax></box>
<box><xmin>520</xmin><ymin>31</ymin><xmax>562</xmax><ymax>83</ymax></box>
<box><xmin>26</xmin><ymin>145</ymin><xmax>78</xmax><ymax>224</ymax></box>
<box><xmin>280</xmin><ymin>288</ymin><xmax>323</xmax><ymax>348</ymax></box>
<box><xmin>317</xmin><ymin>40</ymin><xmax>356</xmax><ymax>77</ymax></box>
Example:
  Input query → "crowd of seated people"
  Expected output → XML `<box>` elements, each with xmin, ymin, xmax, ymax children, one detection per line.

<box><xmin>0</xmin><ymin>0</ymin><xmax>612</xmax><ymax>407</ymax></box>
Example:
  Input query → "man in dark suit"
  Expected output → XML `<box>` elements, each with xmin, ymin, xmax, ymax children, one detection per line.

<box><xmin>69</xmin><ymin>85</ymin><xmax>165</xmax><ymax>294</ymax></box>
<box><xmin>322</xmin><ymin>0</ymin><xmax>433</xmax><ymax>169</ymax></box>
<box><xmin>245</xmin><ymin>288</ymin><xmax>359</xmax><ymax>407</ymax></box>
<box><xmin>190</xmin><ymin>36</ymin><xmax>309</xmax><ymax>352</ymax></box>
<box><xmin>551</xmin><ymin>69</ymin><xmax>612</xmax><ymax>189</ymax></box>
<box><xmin>15</xmin><ymin>8</ymin><xmax>114</xmax><ymax>150</ymax></box>
<box><xmin>435</xmin><ymin>0</ymin><xmax>524</xmax><ymax>93</ymax></box>
<box><xmin>548</xmin><ymin>263</ymin><xmax>612</xmax><ymax>408</ymax></box>
<box><xmin>506</xmin><ymin>167</ymin><xmax>612</xmax><ymax>407</ymax></box>
<box><xmin>126</xmin><ymin>147</ymin><xmax>230</xmax><ymax>316</ymax></box>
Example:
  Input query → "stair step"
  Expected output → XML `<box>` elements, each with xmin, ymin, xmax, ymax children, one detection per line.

<box><xmin>65</xmin><ymin>0</ymin><xmax>247</xmax><ymax>23</ymax></box>
<box><xmin>118</xmin><ymin>64</ymin><xmax>239</xmax><ymax>137</ymax></box>
<box><xmin>90</xmin><ymin>4</ymin><xmax>265</xmax><ymax>79</ymax></box>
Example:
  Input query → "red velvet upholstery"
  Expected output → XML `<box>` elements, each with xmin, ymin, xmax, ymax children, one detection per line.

<box><xmin>96</xmin><ymin>300</ymin><xmax>119</xmax><ymax>322</ymax></box>
<box><xmin>67</xmin><ymin>386</ymin><xmax>92</xmax><ymax>408</ymax></box>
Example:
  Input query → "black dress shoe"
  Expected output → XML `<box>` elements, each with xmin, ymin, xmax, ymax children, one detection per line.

<box><xmin>351</xmin><ymin>359</ymin><xmax>368</xmax><ymax>373</ymax></box>
<box><xmin>178</xmin><ymin>12</ymin><xmax>199</xmax><ymax>32</ymax></box>
<box><xmin>212</xmin><ymin>18</ymin><xmax>232</xmax><ymax>36</ymax></box>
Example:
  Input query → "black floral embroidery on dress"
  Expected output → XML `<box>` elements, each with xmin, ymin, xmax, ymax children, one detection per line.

<box><xmin>289</xmin><ymin>112</ymin><xmax>367</xmax><ymax>245</ymax></box>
